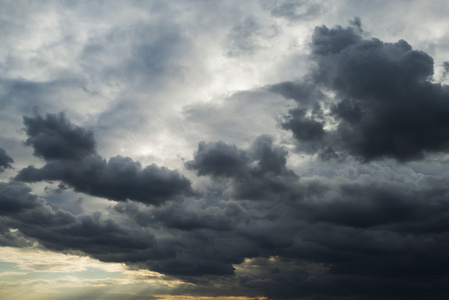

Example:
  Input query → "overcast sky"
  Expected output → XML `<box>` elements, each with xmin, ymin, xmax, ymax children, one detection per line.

<box><xmin>2</xmin><ymin>1</ymin><xmax>449</xmax><ymax>299</ymax></box>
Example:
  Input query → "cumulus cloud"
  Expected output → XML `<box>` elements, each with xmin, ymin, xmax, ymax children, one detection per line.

<box><xmin>114</xmin><ymin>135</ymin><xmax>449</xmax><ymax>298</ymax></box>
<box><xmin>272</xmin><ymin>21</ymin><xmax>449</xmax><ymax>162</ymax></box>
<box><xmin>23</xmin><ymin>112</ymin><xmax>96</xmax><ymax>161</ymax></box>
<box><xmin>0</xmin><ymin>180</ymin><xmax>158</xmax><ymax>266</ymax></box>
<box><xmin>186</xmin><ymin>135</ymin><xmax>301</xmax><ymax>201</ymax></box>
<box><xmin>0</xmin><ymin>181</ymin><xmax>41</xmax><ymax>214</ymax></box>
<box><xmin>15</xmin><ymin>112</ymin><xmax>194</xmax><ymax>205</ymax></box>
<box><xmin>0</xmin><ymin>148</ymin><xmax>13</xmax><ymax>171</ymax></box>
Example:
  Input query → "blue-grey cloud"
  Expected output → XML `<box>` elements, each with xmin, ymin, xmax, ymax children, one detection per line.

<box><xmin>263</xmin><ymin>0</ymin><xmax>325</xmax><ymax>22</ymax></box>
<box><xmin>272</xmin><ymin>21</ymin><xmax>449</xmax><ymax>162</ymax></box>
<box><xmin>0</xmin><ymin>148</ymin><xmax>13</xmax><ymax>171</ymax></box>
<box><xmin>15</xmin><ymin>112</ymin><xmax>194</xmax><ymax>205</ymax></box>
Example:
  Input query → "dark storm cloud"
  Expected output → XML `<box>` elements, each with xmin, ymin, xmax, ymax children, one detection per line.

<box><xmin>0</xmin><ymin>147</ymin><xmax>13</xmax><ymax>171</ymax></box>
<box><xmin>15</xmin><ymin>112</ymin><xmax>193</xmax><ymax>205</ymax></box>
<box><xmin>232</xmin><ymin>186</ymin><xmax>449</xmax><ymax>299</ymax></box>
<box><xmin>0</xmin><ymin>181</ymin><xmax>157</xmax><ymax>263</ymax></box>
<box><xmin>300</xmin><ymin>182</ymin><xmax>449</xmax><ymax>232</ymax></box>
<box><xmin>37</xmin><ymin>213</ymin><xmax>156</xmax><ymax>260</ymax></box>
<box><xmin>6</xmin><ymin>160</ymin><xmax>449</xmax><ymax>298</ymax></box>
<box><xmin>186</xmin><ymin>135</ymin><xmax>301</xmax><ymax>201</ymax></box>
<box><xmin>105</xmin><ymin>137</ymin><xmax>305</xmax><ymax>276</ymax></box>
<box><xmin>180</xmin><ymin>136</ymin><xmax>449</xmax><ymax>298</ymax></box>
<box><xmin>23</xmin><ymin>112</ymin><xmax>96</xmax><ymax>160</ymax></box>
<box><xmin>311</xmin><ymin>23</ymin><xmax>362</xmax><ymax>55</ymax></box>
<box><xmin>0</xmin><ymin>181</ymin><xmax>40</xmax><ymax>214</ymax></box>
<box><xmin>4</xmin><ymin>129</ymin><xmax>449</xmax><ymax>298</ymax></box>
<box><xmin>114</xmin><ymin>199</ymin><xmax>256</xmax><ymax>276</ymax></box>
<box><xmin>186</xmin><ymin>141</ymin><xmax>249</xmax><ymax>178</ymax></box>
<box><xmin>281</xmin><ymin>108</ymin><xmax>325</xmax><ymax>142</ymax></box>
<box><xmin>112</xmin><ymin>158</ymin><xmax>449</xmax><ymax>299</ymax></box>
<box><xmin>187</xmin><ymin>135</ymin><xmax>293</xmax><ymax>179</ymax></box>
<box><xmin>272</xmin><ymin>21</ymin><xmax>449</xmax><ymax>162</ymax></box>
<box><xmin>236</xmin><ymin>257</ymin><xmax>449</xmax><ymax>300</ymax></box>
<box><xmin>126</xmin><ymin>137</ymin><xmax>449</xmax><ymax>295</ymax></box>
<box><xmin>115</xmin><ymin>198</ymin><xmax>300</xmax><ymax>276</ymax></box>
<box><xmin>0</xmin><ymin>181</ymin><xmax>76</xmax><ymax>247</ymax></box>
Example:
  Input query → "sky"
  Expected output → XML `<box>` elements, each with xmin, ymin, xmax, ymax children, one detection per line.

<box><xmin>1</xmin><ymin>0</ymin><xmax>449</xmax><ymax>299</ymax></box>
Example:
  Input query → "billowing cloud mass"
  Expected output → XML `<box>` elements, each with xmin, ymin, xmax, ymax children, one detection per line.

<box><xmin>15</xmin><ymin>112</ymin><xmax>193</xmax><ymax>205</ymax></box>
<box><xmin>0</xmin><ymin>148</ymin><xmax>13</xmax><ymax>171</ymax></box>
<box><xmin>2</xmin><ymin>1</ymin><xmax>449</xmax><ymax>300</ymax></box>
<box><xmin>272</xmin><ymin>21</ymin><xmax>449</xmax><ymax>162</ymax></box>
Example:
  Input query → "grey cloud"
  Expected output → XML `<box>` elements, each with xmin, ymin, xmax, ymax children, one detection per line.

<box><xmin>330</xmin><ymin>98</ymin><xmax>362</xmax><ymax>125</ymax></box>
<box><xmin>237</xmin><ymin>256</ymin><xmax>449</xmax><ymax>300</ymax></box>
<box><xmin>250</xmin><ymin>134</ymin><xmax>289</xmax><ymax>174</ymax></box>
<box><xmin>0</xmin><ymin>78</ymin><xmax>84</xmax><ymax>112</ymax></box>
<box><xmin>115</xmin><ymin>199</ymin><xmax>299</xmax><ymax>277</ymax></box>
<box><xmin>0</xmin><ymin>147</ymin><xmax>13</xmax><ymax>171</ymax></box>
<box><xmin>5</xmin><ymin>132</ymin><xmax>449</xmax><ymax>299</ymax></box>
<box><xmin>300</xmin><ymin>181</ymin><xmax>449</xmax><ymax>233</ymax></box>
<box><xmin>273</xmin><ymin>21</ymin><xmax>449</xmax><ymax>162</ymax></box>
<box><xmin>267</xmin><ymin>81</ymin><xmax>325</xmax><ymax>105</ymax></box>
<box><xmin>311</xmin><ymin>23</ymin><xmax>362</xmax><ymax>55</ymax></box>
<box><xmin>186</xmin><ymin>135</ymin><xmax>301</xmax><ymax>201</ymax></box>
<box><xmin>116</xmin><ymin>199</ymin><xmax>235</xmax><ymax>232</ymax></box>
<box><xmin>264</xmin><ymin>0</ymin><xmax>325</xmax><ymax>22</ymax></box>
<box><xmin>281</xmin><ymin>108</ymin><xmax>325</xmax><ymax>142</ymax></box>
<box><xmin>186</xmin><ymin>141</ymin><xmax>249</xmax><ymax>178</ymax></box>
<box><xmin>119</xmin><ymin>204</ymin><xmax>254</xmax><ymax>276</ymax></box>
<box><xmin>0</xmin><ymin>181</ymin><xmax>40</xmax><ymax>214</ymax></box>
<box><xmin>225</xmin><ymin>16</ymin><xmax>278</xmax><ymax>57</ymax></box>
<box><xmin>15</xmin><ymin>112</ymin><xmax>193</xmax><ymax>205</ymax></box>
<box><xmin>187</xmin><ymin>135</ymin><xmax>294</xmax><ymax>179</ymax></box>
<box><xmin>226</xmin><ymin>17</ymin><xmax>261</xmax><ymax>57</ymax></box>
<box><xmin>0</xmin><ymin>181</ymin><xmax>157</xmax><ymax>266</ymax></box>
<box><xmin>127</xmin><ymin>25</ymin><xmax>192</xmax><ymax>86</ymax></box>
<box><xmin>183</xmin><ymin>89</ymin><xmax>290</xmax><ymax>148</ymax></box>
<box><xmin>0</xmin><ymin>181</ymin><xmax>76</xmax><ymax>243</ymax></box>
<box><xmin>180</xmin><ymin>137</ymin><xmax>449</xmax><ymax>297</ymax></box>
<box><xmin>23</xmin><ymin>112</ymin><xmax>96</xmax><ymax>160</ymax></box>
<box><xmin>46</xmin><ymin>213</ymin><xmax>156</xmax><ymax>257</ymax></box>
<box><xmin>0</xmin><ymin>182</ymin><xmax>76</xmax><ymax>231</ymax></box>
<box><xmin>107</xmin><ymin>172</ymin><xmax>449</xmax><ymax>299</ymax></box>
<box><xmin>79</xmin><ymin>17</ymin><xmax>194</xmax><ymax>91</ymax></box>
<box><xmin>442</xmin><ymin>61</ymin><xmax>449</xmax><ymax>81</ymax></box>
<box><xmin>112</xmin><ymin>160</ymin><xmax>449</xmax><ymax>298</ymax></box>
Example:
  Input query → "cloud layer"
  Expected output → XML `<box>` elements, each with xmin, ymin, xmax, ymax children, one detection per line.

<box><xmin>1</xmin><ymin>2</ymin><xmax>449</xmax><ymax>300</ymax></box>
<box><xmin>2</xmin><ymin>111</ymin><xmax>448</xmax><ymax>299</ymax></box>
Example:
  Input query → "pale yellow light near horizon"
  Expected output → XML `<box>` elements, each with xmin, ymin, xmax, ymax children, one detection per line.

<box><xmin>0</xmin><ymin>245</ymin><xmax>184</xmax><ymax>299</ymax></box>
<box><xmin>0</xmin><ymin>245</ymin><xmax>272</xmax><ymax>300</ymax></box>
